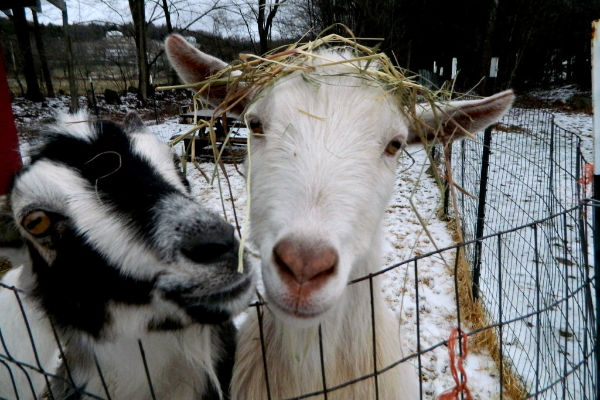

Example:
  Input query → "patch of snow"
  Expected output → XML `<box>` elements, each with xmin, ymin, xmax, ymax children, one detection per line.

<box><xmin>529</xmin><ymin>84</ymin><xmax>582</xmax><ymax>104</ymax></box>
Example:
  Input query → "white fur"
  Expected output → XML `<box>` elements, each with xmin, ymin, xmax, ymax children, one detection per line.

<box><xmin>59</xmin><ymin>326</ymin><xmax>219</xmax><ymax>400</ymax></box>
<box><xmin>234</xmin><ymin>63</ymin><xmax>421</xmax><ymax>399</ymax></box>
<box><xmin>0</xmin><ymin>267</ymin><xmax>59</xmax><ymax>400</ymax></box>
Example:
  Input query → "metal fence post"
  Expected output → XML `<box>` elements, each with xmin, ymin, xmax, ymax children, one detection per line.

<box><xmin>472</xmin><ymin>126</ymin><xmax>493</xmax><ymax>300</ymax></box>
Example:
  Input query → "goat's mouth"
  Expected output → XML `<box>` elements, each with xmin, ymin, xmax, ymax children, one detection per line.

<box><xmin>160</xmin><ymin>273</ymin><xmax>254</xmax><ymax>324</ymax></box>
<box><xmin>264</xmin><ymin>286</ymin><xmax>332</xmax><ymax>325</ymax></box>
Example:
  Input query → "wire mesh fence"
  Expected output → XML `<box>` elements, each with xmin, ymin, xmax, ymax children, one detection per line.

<box><xmin>0</xmin><ymin>107</ymin><xmax>597</xmax><ymax>399</ymax></box>
<box><xmin>448</xmin><ymin>108</ymin><xmax>596</xmax><ymax>399</ymax></box>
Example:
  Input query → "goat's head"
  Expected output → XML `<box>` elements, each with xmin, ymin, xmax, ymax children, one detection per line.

<box><xmin>165</xmin><ymin>35</ymin><xmax>514</xmax><ymax>327</ymax></box>
<box><xmin>9</xmin><ymin>112</ymin><xmax>253</xmax><ymax>339</ymax></box>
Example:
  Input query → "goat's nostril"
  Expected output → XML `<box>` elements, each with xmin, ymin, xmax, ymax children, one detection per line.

<box><xmin>273</xmin><ymin>238</ymin><xmax>338</xmax><ymax>285</ymax></box>
<box><xmin>181</xmin><ymin>225</ymin><xmax>234</xmax><ymax>264</ymax></box>
<box><xmin>182</xmin><ymin>242</ymin><xmax>231</xmax><ymax>264</ymax></box>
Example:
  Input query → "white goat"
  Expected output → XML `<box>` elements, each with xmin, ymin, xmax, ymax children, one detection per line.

<box><xmin>165</xmin><ymin>34</ymin><xmax>514</xmax><ymax>399</ymax></box>
<box><xmin>0</xmin><ymin>112</ymin><xmax>254</xmax><ymax>400</ymax></box>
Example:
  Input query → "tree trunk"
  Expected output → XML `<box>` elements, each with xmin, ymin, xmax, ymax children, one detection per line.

<box><xmin>62</xmin><ymin>8</ymin><xmax>78</xmax><ymax>112</ymax></box>
<box><xmin>129</xmin><ymin>0</ymin><xmax>149</xmax><ymax>104</ymax></box>
<box><xmin>257</xmin><ymin>0</ymin><xmax>281</xmax><ymax>55</ymax></box>
<box><xmin>11</xmin><ymin>7</ymin><xmax>43</xmax><ymax>102</ymax></box>
<box><xmin>9</xmin><ymin>42</ymin><xmax>25</xmax><ymax>97</ymax></box>
<box><xmin>161</xmin><ymin>0</ymin><xmax>173</xmax><ymax>33</ymax></box>
<box><xmin>32</xmin><ymin>10</ymin><xmax>55</xmax><ymax>97</ymax></box>
<box><xmin>161</xmin><ymin>0</ymin><xmax>177</xmax><ymax>84</ymax></box>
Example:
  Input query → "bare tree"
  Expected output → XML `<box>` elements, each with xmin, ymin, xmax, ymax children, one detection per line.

<box><xmin>129</xmin><ymin>0</ymin><xmax>150</xmax><ymax>103</ymax></box>
<box><xmin>227</xmin><ymin>0</ymin><xmax>285</xmax><ymax>54</ymax></box>
<box><xmin>145</xmin><ymin>0</ymin><xmax>229</xmax><ymax>82</ymax></box>
<box><xmin>10</xmin><ymin>6</ymin><xmax>43</xmax><ymax>102</ymax></box>
<box><xmin>257</xmin><ymin>0</ymin><xmax>284</xmax><ymax>54</ymax></box>
<box><xmin>31</xmin><ymin>9</ymin><xmax>55</xmax><ymax>97</ymax></box>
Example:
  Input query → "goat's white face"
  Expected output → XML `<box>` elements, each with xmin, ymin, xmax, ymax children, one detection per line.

<box><xmin>10</xmin><ymin>112</ymin><xmax>253</xmax><ymax>339</ymax></box>
<box><xmin>245</xmin><ymin>74</ymin><xmax>407</xmax><ymax>324</ymax></box>
<box><xmin>165</xmin><ymin>34</ymin><xmax>514</xmax><ymax>327</ymax></box>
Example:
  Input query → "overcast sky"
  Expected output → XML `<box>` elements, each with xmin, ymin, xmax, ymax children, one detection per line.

<box><xmin>32</xmin><ymin>1</ymin><xmax>134</xmax><ymax>26</ymax></box>
<box><xmin>27</xmin><ymin>0</ymin><xmax>292</xmax><ymax>40</ymax></box>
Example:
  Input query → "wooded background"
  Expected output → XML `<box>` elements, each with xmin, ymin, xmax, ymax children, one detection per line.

<box><xmin>1</xmin><ymin>0</ymin><xmax>598</xmax><ymax>107</ymax></box>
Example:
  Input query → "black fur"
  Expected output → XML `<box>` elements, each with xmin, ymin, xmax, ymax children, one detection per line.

<box><xmin>32</xmin><ymin>121</ymin><xmax>180</xmax><ymax>248</ymax></box>
<box><xmin>205</xmin><ymin>321</ymin><xmax>237</xmax><ymax>400</ymax></box>
<box><xmin>28</xmin><ymin>233</ymin><xmax>155</xmax><ymax>338</ymax></box>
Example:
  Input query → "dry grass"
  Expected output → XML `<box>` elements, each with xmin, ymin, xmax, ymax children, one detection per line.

<box><xmin>157</xmin><ymin>29</ymin><xmax>466</xmax><ymax>159</ymax></box>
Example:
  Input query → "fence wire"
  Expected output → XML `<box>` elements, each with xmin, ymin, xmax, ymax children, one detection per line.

<box><xmin>0</xmin><ymin>108</ymin><xmax>596</xmax><ymax>400</ymax></box>
<box><xmin>449</xmin><ymin>108</ymin><xmax>596</xmax><ymax>399</ymax></box>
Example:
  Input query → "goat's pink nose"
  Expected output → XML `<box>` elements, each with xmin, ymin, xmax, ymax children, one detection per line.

<box><xmin>273</xmin><ymin>237</ymin><xmax>338</xmax><ymax>285</ymax></box>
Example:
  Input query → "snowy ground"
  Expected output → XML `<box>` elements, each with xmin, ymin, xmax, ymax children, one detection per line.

<box><xmin>552</xmin><ymin>110</ymin><xmax>594</xmax><ymax>161</ymax></box>
<box><xmin>528</xmin><ymin>84</ymin><xmax>583</xmax><ymax>104</ymax></box>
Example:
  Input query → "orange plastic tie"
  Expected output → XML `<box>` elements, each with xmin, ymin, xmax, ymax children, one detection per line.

<box><xmin>438</xmin><ymin>328</ymin><xmax>473</xmax><ymax>400</ymax></box>
<box><xmin>577</xmin><ymin>162</ymin><xmax>594</xmax><ymax>186</ymax></box>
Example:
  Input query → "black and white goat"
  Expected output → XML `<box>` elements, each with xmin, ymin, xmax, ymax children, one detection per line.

<box><xmin>0</xmin><ymin>112</ymin><xmax>253</xmax><ymax>399</ymax></box>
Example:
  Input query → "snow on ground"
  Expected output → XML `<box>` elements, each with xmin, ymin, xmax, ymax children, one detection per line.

<box><xmin>528</xmin><ymin>84</ymin><xmax>583</xmax><ymax>104</ymax></box>
<box><xmin>552</xmin><ymin>110</ymin><xmax>593</xmax><ymax>161</ymax></box>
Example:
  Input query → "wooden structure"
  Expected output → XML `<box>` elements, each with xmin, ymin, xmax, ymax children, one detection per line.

<box><xmin>177</xmin><ymin>109</ymin><xmax>247</xmax><ymax>163</ymax></box>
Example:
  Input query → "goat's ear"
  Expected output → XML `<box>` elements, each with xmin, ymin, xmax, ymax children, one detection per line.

<box><xmin>165</xmin><ymin>34</ymin><xmax>228</xmax><ymax>84</ymax></box>
<box><xmin>165</xmin><ymin>34</ymin><xmax>238</xmax><ymax>109</ymax></box>
<box><xmin>406</xmin><ymin>90</ymin><xmax>515</xmax><ymax>144</ymax></box>
<box><xmin>123</xmin><ymin>112</ymin><xmax>145</xmax><ymax>134</ymax></box>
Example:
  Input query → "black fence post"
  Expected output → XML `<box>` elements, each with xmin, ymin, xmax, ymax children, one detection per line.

<box><xmin>443</xmin><ymin>143</ymin><xmax>451</xmax><ymax>218</ymax></box>
<box><xmin>549</xmin><ymin>120</ymin><xmax>556</xmax><ymax>214</ymax></box>
<box><xmin>88</xmin><ymin>76</ymin><xmax>98</xmax><ymax>117</ymax></box>
<box><xmin>472</xmin><ymin>126</ymin><xmax>493</xmax><ymax>300</ymax></box>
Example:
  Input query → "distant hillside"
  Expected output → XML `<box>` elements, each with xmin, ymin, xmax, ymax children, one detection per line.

<box><xmin>0</xmin><ymin>16</ymin><xmax>256</xmax><ymax>95</ymax></box>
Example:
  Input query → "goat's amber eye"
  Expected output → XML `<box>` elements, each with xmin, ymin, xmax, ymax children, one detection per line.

<box><xmin>22</xmin><ymin>211</ymin><xmax>51</xmax><ymax>236</ymax></box>
<box><xmin>249</xmin><ymin>120</ymin><xmax>263</xmax><ymax>135</ymax></box>
<box><xmin>384</xmin><ymin>139</ymin><xmax>403</xmax><ymax>156</ymax></box>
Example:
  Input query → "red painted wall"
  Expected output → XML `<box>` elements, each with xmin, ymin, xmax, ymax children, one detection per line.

<box><xmin>0</xmin><ymin>42</ymin><xmax>22</xmax><ymax>195</ymax></box>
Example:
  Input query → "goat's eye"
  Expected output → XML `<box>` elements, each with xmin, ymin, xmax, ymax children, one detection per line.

<box><xmin>248</xmin><ymin>120</ymin><xmax>263</xmax><ymax>135</ymax></box>
<box><xmin>22</xmin><ymin>210</ymin><xmax>52</xmax><ymax>236</ymax></box>
<box><xmin>384</xmin><ymin>138</ymin><xmax>403</xmax><ymax>156</ymax></box>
